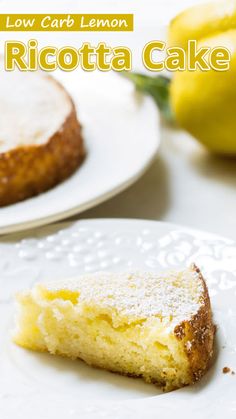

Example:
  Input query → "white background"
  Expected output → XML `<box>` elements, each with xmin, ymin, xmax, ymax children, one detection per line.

<box><xmin>1</xmin><ymin>0</ymin><xmax>235</xmax><ymax>240</ymax></box>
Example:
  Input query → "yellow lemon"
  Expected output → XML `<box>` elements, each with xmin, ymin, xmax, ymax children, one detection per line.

<box><xmin>170</xmin><ymin>29</ymin><xmax>236</xmax><ymax>154</ymax></box>
<box><xmin>168</xmin><ymin>0</ymin><xmax>236</xmax><ymax>49</ymax></box>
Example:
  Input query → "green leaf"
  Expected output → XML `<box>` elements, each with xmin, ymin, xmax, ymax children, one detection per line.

<box><xmin>122</xmin><ymin>72</ymin><xmax>174</xmax><ymax>123</ymax></box>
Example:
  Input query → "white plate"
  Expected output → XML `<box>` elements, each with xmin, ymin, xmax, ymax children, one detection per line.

<box><xmin>1</xmin><ymin>218</ymin><xmax>236</xmax><ymax>419</ymax></box>
<box><xmin>0</xmin><ymin>72</ymin><xmax>159</xmax><ymax>234</ymax></box>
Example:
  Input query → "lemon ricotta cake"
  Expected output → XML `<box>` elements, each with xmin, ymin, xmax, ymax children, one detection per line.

<box><xmin>0</xmin><ymin>64</ymin><xmax>84</xmax><ymax>206</ymax></box>
<box><xmin>14</xmin><ymin>264</ymin><xmax>214</xmax><ymax>390</ymax></box>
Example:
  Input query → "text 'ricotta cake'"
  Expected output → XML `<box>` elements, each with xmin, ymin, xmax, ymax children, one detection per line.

<box><xmin>13</xmin><ymin>264</ymin><xmax>215</xmax><ymax>391</ymax></box>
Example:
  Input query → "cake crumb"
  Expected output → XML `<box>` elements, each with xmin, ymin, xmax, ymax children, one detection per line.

<box><xmin>222</xmin><ymin>367</ymin><xmax>231</xmax><ymax>374</ymax></box>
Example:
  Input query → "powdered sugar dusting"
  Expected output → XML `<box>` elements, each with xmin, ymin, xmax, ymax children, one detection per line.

<box><xmin>44</xmin><ymin>266</ymin><xmax>204</xmax><ymax>324</ymax></box>
<box><xmin>0</xmin><ymin>66</ymin><xmax>71</xmax><ymax>153</ymax></box>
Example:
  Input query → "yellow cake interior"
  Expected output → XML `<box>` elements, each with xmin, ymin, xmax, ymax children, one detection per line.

<box><xmin>13</xmin><ymin>268</ymin><xmax>207</xmax><ymax>391</ymax></box>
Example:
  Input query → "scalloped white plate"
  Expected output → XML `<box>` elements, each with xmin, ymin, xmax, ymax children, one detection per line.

<box><xmin>1</xmin><ymin>219</ymin><xmax>236</xmax><ymax>419</ymax></box>
<box><xmin>0</xmin><ymin>71</ymin><xmax>159</xmax><ymax>234</ymax></box>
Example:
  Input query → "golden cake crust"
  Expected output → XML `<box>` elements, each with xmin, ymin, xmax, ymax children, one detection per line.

<box><xmin>0</xmin><ymin>77</ymin><xmax>85</xmax><ymax>206</ymax></box>
<box><xmin>174</xmin><ymin>264</ymin><xmax>215</xmax><ymax>384</ymax></box>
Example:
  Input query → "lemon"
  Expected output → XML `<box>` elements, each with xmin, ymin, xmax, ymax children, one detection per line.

<box><xmin>168</xmin><ymin>0</ymin><xmax>236</xmax><ymax>49</ymax></box>
<box><xmin>170</xmin><ymin>29</ymin><xmax>236</xmax><ymax>154</ymax></box>
<box><xmin>125</xmin><ymin>0</ymin><xmax>236</xmax><ymax>155</ymax></box>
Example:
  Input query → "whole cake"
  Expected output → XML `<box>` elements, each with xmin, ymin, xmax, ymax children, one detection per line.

<box><xmin>0</xmin><ymin>67</ymin><xmax>84</xmax><ymax>206</ymax></box>
<box><xmin>13</xmin><ymin>264</ymin><xmax>215</xmax><ymax>391</ymax></box>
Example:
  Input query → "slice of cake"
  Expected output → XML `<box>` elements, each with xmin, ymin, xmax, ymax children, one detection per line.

<box><xmin>0</xmin><ymin>63</ymin><xmax>84</xmax><ymax>206</ymax></box>
<box><xmin>13</xmin><ymin>264</ymin><xmax>215</xmax><ymax>391</ymax></box>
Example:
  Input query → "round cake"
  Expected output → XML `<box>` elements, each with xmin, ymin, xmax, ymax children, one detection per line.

<box><xmin>0</xmin><ymin>67</ymin><xmax>84</xmax><ymax>206</ymax></box>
